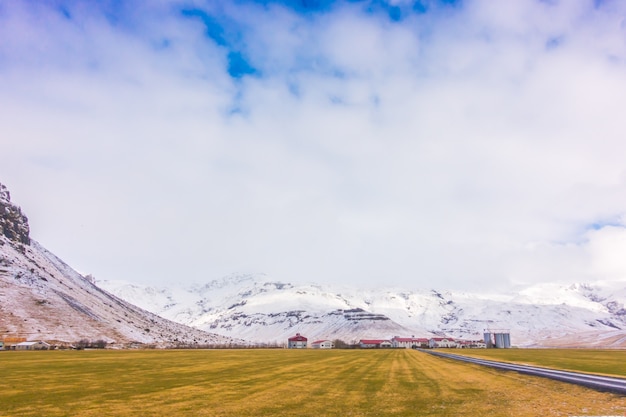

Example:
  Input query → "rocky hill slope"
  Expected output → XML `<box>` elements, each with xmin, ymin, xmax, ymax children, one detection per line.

<box><xmin>0</xmin><ymin>182</ymin><xmax>235</xmax><ymax>347</ymax></box>
<box><xmin>0</xmin><ymin>183</ymin><xmax>29</xmax><ymax>245</ymax></box>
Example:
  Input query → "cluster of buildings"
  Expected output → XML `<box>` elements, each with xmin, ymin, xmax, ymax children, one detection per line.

<box><xmin>287</xmin><ymin>334</ymin><xmax>492</xmax><ymax>349</ymax></box>
<box><xmin>359</xmin><ymin>337</ymin><xmax>487</xmax><ymax>349</ymax></box>
<box><xmin>2</xmin><ymin>332</ymin><xmax>508</xmax><ymax>351</ymax></box>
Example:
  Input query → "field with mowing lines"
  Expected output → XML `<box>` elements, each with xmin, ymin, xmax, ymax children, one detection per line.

<box><xmin>1</xmin><ymin>349</ymin><xmax>624</xmax><ymax>416</ymax></box>
<box><xmin>446</xmin><ymin>348</ymin><xmax>626</xmax><ymax>377</ymax></box>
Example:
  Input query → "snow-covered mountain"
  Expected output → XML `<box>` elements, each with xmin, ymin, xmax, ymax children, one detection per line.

<box><xmin>0</xmin><ymin>182</ymin><xmax>235</xmax><ymax>347</ymax></box>
<box><xmin>98</xmin><ymin>274</ymin><xmax>626</xmax><ymax>348</ymax></box>
<box><xmin>4</xmin><ymin>180</ymin><xmax>625</xmax><ymax>348</ymax></box>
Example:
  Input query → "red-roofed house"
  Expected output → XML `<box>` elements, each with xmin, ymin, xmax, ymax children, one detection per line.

<box><xmin>311</xmin><ymin>340</ymin><xmax>334</xmax><ymax>349</ymax></box>
<box><xmin>288</xmin><ymin>333</ymin><xmax>308</xmax><ymax>349</ymax></box>
<box><xmin>359</xmin><ymin>339</ymin><xmax>392</xmax><ymax>349</ymax></box>
<box><xmin>391</xmin><ymin>336</ymin><xmax>429</xmax><ymax>349</ymax></box>
<box><xmin>457</xmin><ymin>339</ymin><xmax>487</xmax><ymax>349</ymax></box>
<box><xmin>428</xmin><ymin>337</ymin><xmax>457</xmax><ymax>348</ymax></box>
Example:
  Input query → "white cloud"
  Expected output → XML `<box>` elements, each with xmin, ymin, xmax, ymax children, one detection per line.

<box><xmin>2</xmin><ymin>0</ymin><xmax>626</xmax><ymax>290</ymax></box>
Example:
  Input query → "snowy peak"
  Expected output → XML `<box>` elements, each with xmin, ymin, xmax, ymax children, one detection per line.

<box><xmin>4</xmin><ymin>182</ymin><xmax>625</xmax><ymax>348</ymax></box>
<box><xmin>99</xmin><ymin>278</ymin><xmax>426</xmax><ymax>343</ymax></box>
<box><xmin>195</xmin><ymin>273</ymin><xmax>260</xmax><ymax>292</ymax></box>
<box><xmin>98</xmin><ymin>277</ymin><xmax>626</xmax><ymax>348</ymax></box>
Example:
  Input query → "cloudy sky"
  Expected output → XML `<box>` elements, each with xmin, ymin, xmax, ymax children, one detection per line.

<box><xmin>2</xmin><ymin>0</ymin><xmax>626</xmax><ymax>291</ymax></box>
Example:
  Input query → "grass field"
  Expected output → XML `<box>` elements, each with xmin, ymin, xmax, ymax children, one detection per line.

<box><xmin>1</xmin><ymin>349</ymin><xmax>624</xmax><ymax>416</ymax></box>
<box><xmin>446</xmin><ymin>348</ymin><xmax>626</xmax><ymax>377</ymax></box>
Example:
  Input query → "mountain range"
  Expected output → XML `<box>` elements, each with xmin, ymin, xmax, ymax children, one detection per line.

<box><xmin>3</xmin><ymin>181</ymin><xmax>626</xmax><ymax>348</ymax></box>
<box><xmin>98</xmin><ymin>273</ymin><xmax>626</xmax><ymax>348</ymax></box>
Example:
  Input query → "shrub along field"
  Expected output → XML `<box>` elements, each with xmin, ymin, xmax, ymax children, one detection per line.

<box><xmin>446</xmin><ymin>348</ymin><xmax>626</xmax><ymax>377</ymax></box>
<box><xmin>1</xmin><ymin>349</ymin><xmax>624</xmax><ymax>416</ymax></box>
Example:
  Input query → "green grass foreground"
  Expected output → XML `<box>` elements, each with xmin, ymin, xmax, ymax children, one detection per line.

<box><xmin>1</xmin><ymin>349</ymin><xmax>624</xmax><ymax>416</ymax></box>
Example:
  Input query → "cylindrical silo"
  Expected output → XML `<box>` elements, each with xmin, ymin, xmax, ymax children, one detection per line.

<box><xmin>503</xmin><ymin>333</ymin><xmax>511</xmax><ymax>348</ymax></box>
<box><xmin>494</xmin><ymin>333</ymin><xmax>505</xmax><ymax>348</ymax></box>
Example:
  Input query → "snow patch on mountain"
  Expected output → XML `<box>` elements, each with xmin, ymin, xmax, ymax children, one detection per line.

<box><xmin>98</xmin><ymin>275</ymin><xmax>626</xmax><ymax>347</ymax></box>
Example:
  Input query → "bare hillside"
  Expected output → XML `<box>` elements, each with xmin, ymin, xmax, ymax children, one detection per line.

<box><xmin>0</xmin><ymin>182</ymin><xmax>235</xmax><ymax>347</ymax></box>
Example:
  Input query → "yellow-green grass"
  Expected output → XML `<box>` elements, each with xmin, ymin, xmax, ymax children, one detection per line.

<box><xmin>1</xmin><ymin>349</ymin><xmax>624</xmax><ymax>416</ymax></box>
<box><xmin>445</xmin><ymin>348</ymin><xmax>626</xmax><ymax>377</ymax></box>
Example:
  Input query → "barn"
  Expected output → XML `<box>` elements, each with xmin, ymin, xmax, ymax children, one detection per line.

<box><xmin>288</xmin><ymin>333</ymin><xmax>308</xmax><ymax>349</ymax></box>
<box><xmin>359</xmin><ymin>339</ymin><xmax>392</xmax><ymax>349</ymax></box>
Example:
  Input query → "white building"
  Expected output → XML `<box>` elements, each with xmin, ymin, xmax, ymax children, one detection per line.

<box><xmin>428</xmin><ymin>337</ymin><xmax>457</xmax><ymax>348</ymax></box>
<box><xmin>359</xmin><ymin>339</ymin><xmax>392</xmax><ymax>348</ymax></box>
<box><xmin>15</xmin><ymin>341</ymin><xmax>50</xmax><ymax>350</ymax></box>
<box><xmin>391</xmin><ymin>336</ymin><xmax>429</xmax><ymax>349</ymax></box>
<box><xmin>457</xmin><ymin>340</ymin><xmax>487</xmax><ymax>349</ymax></box>
<box><xmin>311</xmin><ymin>340</ymin><xmax>334</xmax><ymax>349</ymax></box>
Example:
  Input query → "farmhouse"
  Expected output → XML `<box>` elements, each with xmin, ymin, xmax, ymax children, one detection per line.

<box><xmin>15</xmin><ymin>341</ymin><xmax>50</xmax><ymax>350</ymax></box>
<box><xmin>428</xmin><ymin>337</ymin><xmax>456</xmax><ymax>348</ymax></box>
<box><xmin>391</xmin><ymin>336</ymin><xmax>429</xmax><ymax>349</ymax></box>
<box><xmin>457</xmin><ymin>340</ymin><xmax>487</xmax><ymax>349</ymax></box>
<box><xmin>311</xmin><ymin>340</ymin><xmax>334</xmax><ymax>349</ymax></box>
<box><xmin>359</xmin><ymin>339</ymin><xmax>392</xmax><ymax>349</ymax></box>
<box><xmin>288</xmin><ymin>333</ymin><xmax>308</xmax><ymax>349</ymax></box>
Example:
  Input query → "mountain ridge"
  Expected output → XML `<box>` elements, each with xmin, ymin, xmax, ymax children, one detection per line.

<box><xmin>0</xmin><ymin>181</ymin><xmax>235</xmax><ymax>347</ymax></box>
<box><xmin>3</xmin><ymin>180</ymin><xmax>625</xmax><ymax>349</ymax></box>
<box><xmin>98</xmin><ymin>274</ymin><xmax>626</xmax><ymax>348</ymax></box>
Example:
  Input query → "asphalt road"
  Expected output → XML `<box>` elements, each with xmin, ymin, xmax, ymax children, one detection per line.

<box><xmin>423</xmin><ymin>350</ymin><xmax>626</xmax><ymax>395</ymax></box>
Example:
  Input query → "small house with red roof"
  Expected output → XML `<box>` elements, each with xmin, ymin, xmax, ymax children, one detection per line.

<box><xmin>391</xmin><ymin>336</ymin><xmax>429</xmax><ymax>349</ymax></box>
<box><xmin>428</xmin><ymin>337</ymin><xmax>457</xmax><ymax>348</ymax></box>
<box><xmin>359</xmin><ymin>339</ymin><xmax>392</xmax><ymax>349</ymax></box>
<box><xmin>288</xmin><ymin>333</ymin><xmax>308</xmax><ymax>349</ymax></box>
<box><xmin>311</xmin><ymin>340</ymin><xmax>334</xmax><ymax>349</ymax></box>
<box><xmin>457</xmin><ymin>339</ymin><xmax>487</xmax><ymax>349</ymax></box>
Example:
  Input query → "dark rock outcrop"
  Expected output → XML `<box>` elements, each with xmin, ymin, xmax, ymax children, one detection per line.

<box><xmin>0</xmin><ymin>183</ymin><xmax>30</xmax><ymax>245</ymax></box>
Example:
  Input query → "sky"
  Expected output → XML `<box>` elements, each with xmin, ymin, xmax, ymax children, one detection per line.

<box><xmin>2</xmin><ymin>0</ymin><xmax>626</xmax><ymax>291</ymax></box>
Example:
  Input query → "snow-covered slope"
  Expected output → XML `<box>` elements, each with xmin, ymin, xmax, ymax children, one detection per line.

<box><xmin>0</xmin><ymin>182</ymin><xmax>235</xmax><ymax>347</ymax></box>
<box><xmin>4</xmin><ymin>180</ymin><xmax>625</xmax><ymax>348</ymax></box>
<box><xmin>98</xmin><ymin>274</ymin><xmax>626</xmax><ymax>348</ymax></box>
<box><xmin>99</xmin><ymin>274</ymin><xmax>424</xmax><ymax>344</ymax></box>
<box><xmin>0</xmin><ymin>235</ymin><xmax>238</xmax><ymax>346</ymax></box>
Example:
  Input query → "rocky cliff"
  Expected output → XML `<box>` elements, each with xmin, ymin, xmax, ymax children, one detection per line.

<box><xmin>0</xmin><ymin>183</ymin><xmax>30</xmax><ymax>245</ymax></box>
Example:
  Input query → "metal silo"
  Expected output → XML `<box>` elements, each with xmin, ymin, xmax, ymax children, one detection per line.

<box><xmin>494</xmin><ymin>333</ymin><xmax>505</xmax><ymax>348</ymax></box>
<box><xmin>483</xmin><ymin>332</ymin><xmax>492</xmax><ymax>348</ymax></box>
<box><xmin>503</xmin><ymin>333</ymin><xmax>511</xmax><ymax>348</ymax></box>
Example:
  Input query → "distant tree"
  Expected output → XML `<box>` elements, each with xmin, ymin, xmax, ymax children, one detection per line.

<box><xmin>75</xmin><ymin>339</ymin><xmax>107</xmax><ymax>349</ymax></box>
<box><xmin>93</xmin><ymin>339</ymin><xmax>108</xmax><ymax>349</ymax></box>
<box><xmin>333</xmin><ymin>339</ymin><xmax>349</xmax><ymax>349</ymax></box>
<box><xmin>75</xmin><ymin>339</ymin><xmax>89</xmax><ymax>350</ymax></box>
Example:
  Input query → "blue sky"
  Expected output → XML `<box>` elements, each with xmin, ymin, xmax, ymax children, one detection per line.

<box><xmin>2</xmin><ymin>0</ymin><xmax>626</xmax><ymax>290</ymax></box>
